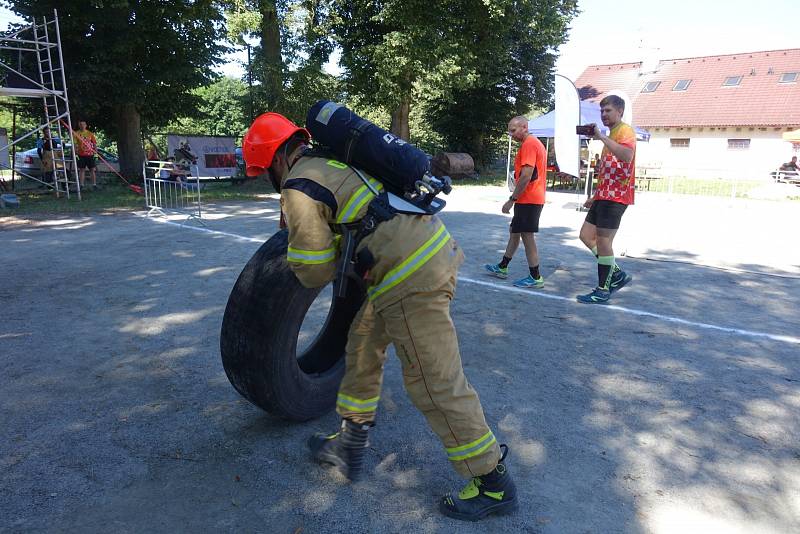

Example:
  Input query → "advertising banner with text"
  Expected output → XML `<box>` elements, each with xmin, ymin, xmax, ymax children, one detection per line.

<box><xmin>167</xmin><ymin>135</ymin><xmax>237</xmax><ymax>177</ymax></box>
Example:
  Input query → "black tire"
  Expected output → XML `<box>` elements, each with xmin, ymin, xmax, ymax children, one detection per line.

<box><xmin>220</xmin><ymin>229</ymin><xmax>366</xmax><ymax>421</ymax></box>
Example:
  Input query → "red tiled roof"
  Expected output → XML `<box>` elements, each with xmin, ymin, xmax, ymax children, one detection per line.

<box><xmin>574</xmin><ymin>49</ymin><xmax>800</xmax><ymax>128</ymax></box>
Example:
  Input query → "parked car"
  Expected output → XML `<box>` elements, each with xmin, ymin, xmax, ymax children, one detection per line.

<box><xmin>13</xmin><ymin>143</ymin><xmax>120</xmax><ymax>178</ymax></box>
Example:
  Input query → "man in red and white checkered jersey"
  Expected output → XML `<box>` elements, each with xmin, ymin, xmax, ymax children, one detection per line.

<box><xmin>576</xmin><ymin>95</ymin><xmax>636</xmax><ymax>304</ymax></box>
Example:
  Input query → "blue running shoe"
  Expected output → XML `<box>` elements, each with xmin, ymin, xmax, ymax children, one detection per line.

<box><xmin>576</xmin><ymin>287</ymin><xmax>611</xmax><ymax>304</ymax></box>
<box><xmin>512</xmin><ymin>274</ymin><xmax>544</xmax><ymax>288</ymax></box>
<box><xmin>484</xmin><ymin>263</ymin><xmax>509</xmax><ymax>279</ymax></box>
<box><xmin>609</xmin><ymin>270</ymin><xmax>632</xmax><ymax>293</ymax></box>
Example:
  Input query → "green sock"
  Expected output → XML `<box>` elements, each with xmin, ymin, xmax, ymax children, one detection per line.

<box><xmin>597</xmin><ymin>255</ymin><xmax>615</xmax><ymax>289</ymax></box>
<box><xmin>594</xmin><ymin>246</ymin><xmax>620</xmax><ymax>273</ymax></box>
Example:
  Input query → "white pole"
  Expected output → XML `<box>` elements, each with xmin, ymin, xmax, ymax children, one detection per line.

<box><xmin>545</xmin><ymin>137</ymin><xmax>551</xmax><ymax>188</ymax></box>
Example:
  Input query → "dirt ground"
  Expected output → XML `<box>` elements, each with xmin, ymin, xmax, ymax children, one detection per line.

<box><xmin>2</xmin><ymin>187</ymin><xmax>799</xmax><ymax>533</ymax></box>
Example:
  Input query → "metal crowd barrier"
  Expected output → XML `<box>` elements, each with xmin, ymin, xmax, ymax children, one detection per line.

<box><xmin>142</xmin><ymin>160</ymin><xmax>204</xmax><ymax>225</ymax></box>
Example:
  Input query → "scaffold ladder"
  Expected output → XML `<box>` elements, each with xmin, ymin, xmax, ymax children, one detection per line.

<box><xmin>0</xmin><ymin>9</ymin><xmax>80</xmax><ymax>199</ymax></box>
<box><xmin>32</xmin><ymin>10</ymin><xmax>79</xmax><ymax>198</ymax></box>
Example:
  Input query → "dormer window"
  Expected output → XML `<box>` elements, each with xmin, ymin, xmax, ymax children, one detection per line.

<box><xmin>779</xmin><ymin>72</ymin><xmax>798</xmax><ymax>83</ymax></box>
<box><xmin>641</xmin><ymin>81</ymin><xmax>661</xmax><ymax>93</ymax></box>
<box><xmin>723</xmin><ymin>76</ymin><xmax>742</xmax><ymax>87</ymax></box>
<box><xmin>672</xmin><ymin>79</ymin><xmax>691</xmax><ymax>91</ymax></box>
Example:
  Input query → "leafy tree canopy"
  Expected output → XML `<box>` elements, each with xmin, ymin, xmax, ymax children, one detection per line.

<box><xmin>3</xmin><ymin>1</ymin><xmax>227</xmax><ymax>131</ymax></box>
<box><xmin>325</xmin><ymin>0</ymin><xmax>577</xmax><ymax>163</ymax></box>
<box><xmin>424</xmin><ymin>0</ymin><xmax>579</xmax><ymax>167</ymax></box>
<box><xmin>166</xmin><ymin>76</ymin><xmax>251</xmax><ymax>139</ymax></box>
<box><xmin>2</xmin><ymin>1</ymin><xmax>227</xmax><ymax>175</ymax></box>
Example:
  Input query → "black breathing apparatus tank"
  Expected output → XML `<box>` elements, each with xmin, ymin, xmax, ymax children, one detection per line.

<box><xmin>305</xmin><ymin>100</ymin><xmax>450</xmax><ymax>212</ymax></box>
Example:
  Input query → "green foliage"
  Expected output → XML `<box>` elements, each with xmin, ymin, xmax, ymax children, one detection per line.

<box><xmin>330</xmin><ymin>0</ymin><xmax>437</xmax><ymax>108</ymax></box>
<box><xmin>1</xmin><ymin>0</ymin><xmax>575</xmax><ymax>175</ymax></box>
<box><xmin>278</xmin><ymin>65</ymin><xmax>344</xmax><ymax>124</ymax></box>
<box><xmin>407</xmin><ymin>104</ymin><xmax>444</xmax><ymax>155</ymax></box>
<box><xmin>226</xmin><ymin>2</ymin><xmax>263</xmax><ymax>45</ymax></box>
<box><xmin>165</xmin><ymin>77</ymin><xmax>251</xmax><ymax>139</ymax></box>
<box><xmin>2</xmin><ymin>1</ymin><xmax>227</xmax><ymax>134</ymax></box>
<box><xmin>225</xmin><ymin>0</ymin><xmax>337</xmax><ymax>115</ymax></box>
<box><xmin>325</xmin><ymin>0</ymin><xmax>577</xmax><ymax>165</ymax></box>
<box><xmin>424</xmin><ymin>0</ymin><xmax>579</xmax><ymax>168</ymax></box>
<box><xmin>0</xmin><ymin>100</ymin><xmax>43</xmax><ymax>151</ymax></box>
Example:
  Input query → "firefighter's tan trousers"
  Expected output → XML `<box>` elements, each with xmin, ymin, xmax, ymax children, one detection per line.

<box><xmin>336</xmin><ymin>276</ymin><xmax>501</xmax><ymax>478</ymax></box>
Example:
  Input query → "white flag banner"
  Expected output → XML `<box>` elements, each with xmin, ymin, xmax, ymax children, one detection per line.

<box><xmin>167</xmin><ymin>135</ymin><xmax>237</xmax><ymax>177</ymax></box>
<box><xmin>553</xmin><ymin>74</ymin><xmax>580</xmax><ymax>178</ymax></box>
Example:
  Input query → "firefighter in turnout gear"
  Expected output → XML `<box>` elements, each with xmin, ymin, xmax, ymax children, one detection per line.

<box><xmin>242</xmin><ymin>112</ymin><xmax>517</xmax><ymax>521</ymax></box>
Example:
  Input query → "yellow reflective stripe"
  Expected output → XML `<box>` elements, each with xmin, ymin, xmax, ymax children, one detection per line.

<box><xmin>336</xmin><ymin>179</ymin><xmax>383</xmax><ymax>223</ymax></box>
<box><xmin>327</xmin><ymin>159</ymin><xmax>348</xmax><ymax>169</ymax></box>
<box><xmin>368</xmin><ymin>224</ymin><xmax>450</xmax><ymax>301</ymax></box>
<box><xmin>336</xmin><ymin>393</ymin><xmax>379</xmax><ymax>412</ymax></box>
<box><xmin>287</xmin><ymin>246</ymin><xmax>336</xmax><ymax>265</ymax></box>
<box><xmin>446</xmin><ymin>431</ymin><xmax>497</xmax><ymax>461</ymax></box>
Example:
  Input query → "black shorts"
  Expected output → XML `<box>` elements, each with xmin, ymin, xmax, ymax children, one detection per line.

<box><xmin>585</xmin><ymin>199</ymin><xmax>627</xmax><ymax>230</ymax></box>
<box><xmin>510</xmin><ymin>203</ymin><xmax>543</xmax><ymax>233</ymax></box>
<box><xmin>77</xmin><ymin>155</ymin><xmax>96</xmax><ymax>169</ymax></box>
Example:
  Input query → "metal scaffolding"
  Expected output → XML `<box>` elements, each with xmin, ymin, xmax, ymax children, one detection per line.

<box><xmin>0</xmin><ymin>9</ymin><xmax>80</xmax><ymax>199</ymax></box>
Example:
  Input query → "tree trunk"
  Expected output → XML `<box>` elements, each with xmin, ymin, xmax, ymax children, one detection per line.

<box><xmin>471</xmin><ymin>131</ymin><xmax>485</xmax><ymax>171</ymax></box>
<box><xmin>389</xmin><ymin>98</ymin><xmax>410</xmax><ymax>140</ymax></box>
<box><xmin>260</xmin><ymin>0</ymin><xmax>284</xmax><ymax>110</ymax></box>
<box><xmin>114</xmin><ymin>103</ymin><xmax>144</xmax><ymax>179</ymax></box>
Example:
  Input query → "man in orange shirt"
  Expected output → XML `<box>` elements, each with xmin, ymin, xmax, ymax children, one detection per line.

<box><xmin>576</xmin><ymin>95</ymin><xmax>635</xmax><ymax>304</ymax></box>
<box><xmin>485</xmin><ymin>116</ymin><xmax>547</xmax><ymax>288</ymax></box>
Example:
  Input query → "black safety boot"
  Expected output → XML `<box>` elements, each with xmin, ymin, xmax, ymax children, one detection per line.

<box><xmin>308</xmin><ymin>419</ymin><xmax>370</xmax><ymax>481</ymax></box>
<box><xmin>439</xmin><ymin>444</ymin><xmax>518</xmax><ymax>521</ymax></box>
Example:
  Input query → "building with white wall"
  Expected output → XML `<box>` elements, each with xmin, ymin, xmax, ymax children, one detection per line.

<box><xmin>575</xmin><ymin>49</ymin><xmax>800</xmax><ymax>179</ymax></box>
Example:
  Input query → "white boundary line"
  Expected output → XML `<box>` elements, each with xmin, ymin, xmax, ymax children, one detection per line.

<box><xmin>137</xmin><ymin>213</ymin><xmax>264</xmax><ymax>243</ymax></box>
<box><xmin>459</xmin><ymin>277</ymin><xmax>800</xmax><ymax>346</ymax></box>
<box><xmin>140</xmin><ymin>215</ymin><xmax>800</xmax><ymax>347</ymax></box>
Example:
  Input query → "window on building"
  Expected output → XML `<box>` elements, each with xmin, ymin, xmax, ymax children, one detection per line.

<box><xmin>727</xmin><ymin>138</ymin><xmax>750</xmax><ymax>150</ymax></box>
<box><xmin>672</xmin><ymin>79</ymin><xmax>692</xmax><ymax>91</ymax></box>
<box><xmin>779</xmin><ymin>72</ymin><xmax>798</xmax><ymax>83</ymax></box>
<box><xmin>641</xmin><ymin>81</ymin><xmax>661</xmax><ymax>93</ymax></box>
<box><xmin>670</xmin><ymin>138</ymin><xmax>690</xmax><ymax>148</ymax></box>
<box><xmin>723</xmin><ymin>76</ymin><xmax>742</xmax><ymax>87</ymax></box>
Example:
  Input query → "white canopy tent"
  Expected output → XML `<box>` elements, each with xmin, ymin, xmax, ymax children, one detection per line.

<box><xmin>506</xmin><ymin>78</ymin><xmax>647</xmax><ymax>198</ymax></box>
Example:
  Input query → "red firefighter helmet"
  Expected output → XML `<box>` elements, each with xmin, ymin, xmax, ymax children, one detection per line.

<box><xmin>242</xmin><ymin>113</ymin><xmax>310</xmax><ymax>177</ymax></box>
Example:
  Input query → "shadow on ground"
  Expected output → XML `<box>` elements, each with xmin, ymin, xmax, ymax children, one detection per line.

<box><xmin>1</xmin><ymin>200</ymin><xmax>798</xmax><ymax>533</ymax></box>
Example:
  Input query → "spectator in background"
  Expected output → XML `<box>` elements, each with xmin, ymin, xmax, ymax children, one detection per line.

<box><xmin>145</xmin><ymin>141</ymin><xmax>160</xmax><ymax>162</ymax></box>
<box><xmin>779</xmin><ymin>156</ymin><xmax>799</xmax><ymax>172</ymax></box>
<box><xmin>158</xmin><ymin>156</ymin><xmax>187</xmax><ymax>184</ymax></box>
<box><xmin>37</xmin><ymin>127</ymin><xmax>55</xmax><ymax>184</ymax></box>
<box><xmin>485</xmin><ymin>116</ymin><xmax>548</xmax><ymax>288</ymax></box>
<box><xmin>72</xmin><ymin>120</ymin><xmax>98</xmax><ymax>190</ymax></box>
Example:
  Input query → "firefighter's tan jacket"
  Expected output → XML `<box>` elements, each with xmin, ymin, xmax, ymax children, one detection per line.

<box><xmin>281</xmin><ymin>155</ymin><xmax>464</xmax><ymax>310</ymax></box>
